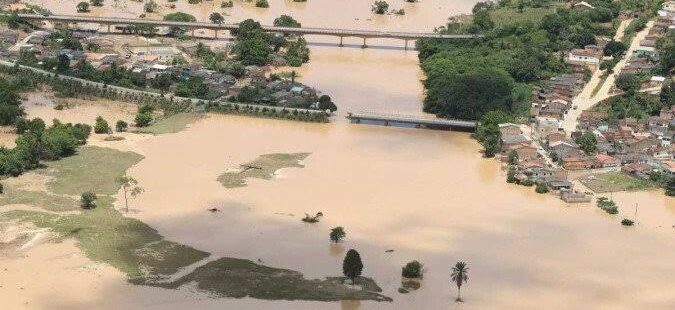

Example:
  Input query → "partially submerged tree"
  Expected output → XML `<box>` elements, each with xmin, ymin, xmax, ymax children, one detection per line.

<box><xmin>76</xmin><ymin>2</ymin><xmax>90</xmax><ymax>13</ymax></box>
<box><xmin>371</xmin><ymin>1</ymin><xmax>389</xmax><ymax>14</ymax></box>
<box><xmin>343</xmin><ymin>249</ymin><xmax>364</xmax><ymax>284</ymax></box>
<box><xmin>329</xmin><ymin>226</ymin><xmax>346</xmax><ymax>243</ymax></box>
<box><xmin>402</xmin><ymin>260</ymin><xmax>423</xmax><ymax>278</ymax></box>
<box><xmin>210</xmin><ymin>12</ymin><xmax>224</xmax><ymax>24</ymax></box>
<box><xmin>450</xmin><ymin>261</ymin><xmax>469</xmax><ymax>302</ymax></box>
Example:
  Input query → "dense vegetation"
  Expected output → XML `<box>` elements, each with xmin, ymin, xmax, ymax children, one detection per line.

<box><xmin>233</xmin><ymin>18</ymin><xmax>310</xmax><ymax>67</ymax></box>
<box><xmin>417</xmin><ymin>0</ymin><xmax>632</xmax><ymax>121</ymax></box>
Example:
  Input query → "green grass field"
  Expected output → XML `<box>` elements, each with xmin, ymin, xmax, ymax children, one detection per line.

<box><xmin>133</xmin><ymin>113</ymin><xmax>204</xmax><ymax>135</ymax></box>
<box><xmin>580</xmin><ymin>172</ymin><xmax>655</xmax><ymax>193</ymax></box>
<box><xmin>0</xmin><ymin>147</ymin><xmax>388</xmax><ymax>301</ymax></box>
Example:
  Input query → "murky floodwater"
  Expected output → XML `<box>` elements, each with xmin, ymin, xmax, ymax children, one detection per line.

<box><xmin>5</xmin><ymin>1</ymin><xmax>675</xmax><ymax>309</ymax></box>
<box><xmin>25</xmin><ymin>0</ymin><xmax>478</xmax><ymax>116</ymax></box>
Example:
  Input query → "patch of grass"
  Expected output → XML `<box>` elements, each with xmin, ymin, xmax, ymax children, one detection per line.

<box><xmin>217</xmin><ymin>153</ymin><xmax>310</xmax><ymax>188</ymax></box>
<box><xmin>0</xmin><ymin>187</ymin><xmax>77</xmax><ymax>212</ymax></box>
<box><xmin>591</xmin><ymin>73</ymin><xmax>609</xmax><ymax>98</ymax></box>
<box><xmin>0</xmin><ymin>147</ymin><xmax>390</xmax><ymax>301</ymax></box>
<box><xmin>42</xmin><ymin>146</ymin><xmax>144</xmax><ymax>196</ymax></box>
<box><xmin>133</xmin><ymin>113</ymin><xmax>204</xmax><ymax>135</ymax></box>
<box><xmin>581</xmin><ymin>172</ymin><xmax>655</xmax><ymax>193</ymax></box>
<box><xmin>157</xmin><ymin>258</ymin><xmax>392</xmax><ymax>302</ymax></box>
<box><xmin>489</xmin><ymin>6</ymin><xmax>559</xmax><ymax>27</ymax></box>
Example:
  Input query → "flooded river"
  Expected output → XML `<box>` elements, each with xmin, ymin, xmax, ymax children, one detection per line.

<box><xmin>6</xmin><ymin>0</ymin><xmax>675</xmax><ymax>309</ymax></box>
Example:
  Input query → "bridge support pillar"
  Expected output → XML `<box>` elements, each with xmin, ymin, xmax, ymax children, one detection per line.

<box><xmin>338</xmin><ymin>36</ymin><xmax>343</xmax><ymax>47</ymax></box>
<box><xmin>361</xmin><ymin>37</ymin><xmax>367</xmax><ymax>48</ymax></box>
<box><xmin>107</xmin><ymin>24</ymin><xmax>111</xmax><ymax>33</ymax></box>
<box><xmin>404</xmin><ymin>40</ymin><xmax>408</xmax><ymax>50</ymax></box>
<box><xmin>384</xmin><ymin>121</ymin><xmax>389</xmax><ymax>126</ymax></box>
<box><xmin>214</xmin><ymin>29</ymin><xmax>218</xmax><ymax>39</ymax></box>
<box><xmin>191</xmin><ymin>28</ymin><xmax>196</xmax><ymax>37</ymax></box>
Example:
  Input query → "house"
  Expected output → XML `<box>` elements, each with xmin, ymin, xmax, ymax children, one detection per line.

<box><xmin>548</xmin><ymin>180</ymin><xmax>573</xmax><ymax>190</ymax></box>
<box><xmin>549</xmin><ymin>140</ymin><xmax>579</xmax><ymax>159</ymax></box>
<box><xmin>622</xmin><ymin>162</ymin><xmax>652</xmax><ymax>179</ymax></box>
<box><xmin>624</xmin><ymin>136</ymin><xmax>659</xmax><ymax>154</ymax></box>
<box><xmin>595</xmin><ymin>154</ymin><xmax>620</xmax><ymax>168</ymax></box>
<box><xmin>498</xmin><ymin>123</ymin><xmax>521</xmax><ymax>137</ymax></box>
<box><xmin>563</xmin><ymin>157</ymin><xmax>598</xmax><ymax>170</ymax></box>
<box><xmin>501</xmin><ymin>134</ymin><xmax>531</xmax><ymax>149</ymax></box>
<box><xmin>567</xmin><ymin>48</ymin><xmax>600</xmax><ymax>69</ymax></box>
<box><xmin>508</xmin><ymin>143</ymin><xmax>538</xmax><ymax>161</ymax></box>
<box><xmin>560</xmin><ymin>190</ymin><xmax>592</xmax><ymax>203</ymax></box>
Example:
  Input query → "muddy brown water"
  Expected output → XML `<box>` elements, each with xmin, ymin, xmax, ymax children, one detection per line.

<box><xmin>5</xmin><ymin>1</ymin><xmax>675</xmax><ymax>309</ymax></box>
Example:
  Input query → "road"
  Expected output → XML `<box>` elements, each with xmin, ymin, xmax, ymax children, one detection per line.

<box><xmin>561</xmin><ymin>20</ymin><xmax>655</xmax><ymax>134</ymax></box>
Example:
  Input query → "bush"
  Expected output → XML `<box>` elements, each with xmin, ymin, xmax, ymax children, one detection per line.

<box><xmin>621</xmin><ymin>218</ymin><xmax>634</xmax><ymax>226</ymax></box>
<box><xmin>0</xmin><ymin>182</ymin><xmax>3</xmax><ymax>194</ymax></box>
<box><xmin>115</xmin><ymin>120</ymin><xmax>128</xmax><ymax>132</ymax></box>
<box><xmin>80</xmin><ymin>191</ymin><xmax>97</xmax><ymax>209</ymax></box>
<box><xmin>372</xmin><ymin>1</ymin><xmax>389</xmax><ymax>14</ymax></box>
<box><xmin>329</xmin><ymin>226</ymin><xmax>346</xmax><ymax>243</ymax></box>
<box><xmin>535</xmin><ymin>182</ymin><xmax>549</xmax><ymax>194</ymax></box>
<box><xmin>401</xmin><ymin>260</ymin><xmax>423</xmax><ymax>278</ymax></box>
<box><xmin>94</xmin><ymin>116</ymin><xmax>110</xmax><ymax>134</ymax></box>
<box><xmin>255</xmin><ymin>0</ymin><xmax>269</xmax><ymax>8</ymax></box>
<box><xmin>135</xmin><ymin>112</ymin><xmax>152</xmax><ymax>127</ymax></box>
<box><xmin>597</xmin><ymin>197</ymin><xmax>618</xmax><ymax>214</ymax></box>
<box><xmin>521</xmin><ymin>179</ymin><xmax>534</xmax><ymax>187</ymax></box>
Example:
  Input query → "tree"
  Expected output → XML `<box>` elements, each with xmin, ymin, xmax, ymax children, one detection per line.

<box><xmin>209</xmin><ymin>12</ymin><xmax>224</xmax><ymax>24</ymax></box>
<box><xmin>603</xmin><ymin>40</ymin><xmax>627</xmax><ymax>57</ymax></box>
<box><xmin>507</xmin><ymin>150</ymin><xmax>518</xmax><ymax>165</ymax></box>
<box><xmin>255</xmin><ymin>0</ymin><xmax>269</xmax><ymax>8</ymax></box>
<box><xmin>402</xmin><ymin>260</ymin><xmax>423</xmax><ymax>278</ymax></box>
<box><xmin>90</xmin><ymin>0</ymin><xmax>104</xmax><ymax>6</ymax></box>
<box><xmin>329</xmin><ymin>226</ymin><xmax>346</xmax><ymax>243</ymax></box>
<box><xmin>371</xmin><ymin>1</ymin><xmax>389</xmax><ymax>14</ymax></box>
<box><xmin>80</xmin><ymin>191</ymin><xmax>97</xmax><ymax>209</ymax></box>
<box><xmin>115</xmin><ymin>120</ymin><xmax>128</xmax><ymax>132</ymax></box>
<box><xmin>234</xmin><ymin>36</ymin><xmax>272</xmax><ymax>65</ymax></box>
<box><xmin>575</xmin><ymin>132</ymin><xmax>597</xmax><ymax>155</ymax></box>
<box><xmin>451</xmin><ymin>261</ymin><xmax>469</xmax><ymax>302</ymax></box>
<box><xmin>506</xmin><ymin>165</ymin><xmax>517</xmax><ymax>183</ymax></box>
<box><xmin>150</xmin><ymin>73</ymin><xmax>174</xmax><ymax>93</ymax></box>
<box><xmin>615</xmin><ymin>73</ymin><xmax>642</xmax><ymax>96</ymax></box>
<box><xmin>535</xmin><ymin>182</ymin><xmax>549</xmax><ymax>194</ymax></box>
<box><xmin>342</xmin><ymin>249</ymin><xmax>363</xmax><ymax>284</ymax></box>
<box><xmin>318</xmin><ymin>95</ymin><xmax>337</xmax><ymax>112</ymax></box>
<box><xmin>273</xmin><ymin>15</ymin><xmax>301</xmax><ymax>28</ymax></box>
<box><xmin>116</xmin><ymin>176</ymin><xmax>144</xmax><ymax>213</ymax></box>
<box><xmin>76</xmin><ymin>2</ymin><xmax>90</xmax><ymax>12</ymax></box>
<box><xmin>94</xmin><ymin>116</ymin><xmax>110</xmax><ymax>134</ymax></box>
<box><xmin>144</xmin><ymin>0</ymin><xmax>158</xmax><ymax>13</ymax></box>
<box><xmin>472</xmin><ymin>9</ymin><xmax>494</xmax><ymax>31</ymax></box>
<box><xmin>135</xmin><ymin>112</ymin><xmax>152</xmax><ymax>127</ymax></box>
<box><xmin>163</xmin><ymin>12</ymin><xmax>196</xmax><ymax>35</ymax></box>
<box><xmin>0</xmin><ymin>79</ymin><xmax>25</xmax><ymax>126</ymax></box>
<box><xmin>57</xmin><ymin>54</ymin><xmax>70</xmax><ymax>72</ymax></box>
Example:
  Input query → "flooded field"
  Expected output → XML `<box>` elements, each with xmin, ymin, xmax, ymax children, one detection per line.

<box><xmin>2</xmin><ymin>0</ymin><xmax>675</xmax><ymax>309</ymax></box>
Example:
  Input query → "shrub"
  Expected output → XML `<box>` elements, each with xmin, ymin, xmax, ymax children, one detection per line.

<box><xmin>372</xmin><ymin>1</ymin><xmax>389</xmax><ymax>14</ymax></box>
<box><xmin>597</xmin><ymin>197</ymin><xmax>619</xmax><ymax>214</ymax></box>
<box><xmin>80</xmin><ymin>191</ymin><xmax>97</xmax><ymax>209</ymax></box>
<box><xmin>115</xmin><ymin>120</ymin><xmax>128</xmax><ymax>132</ymax></box>
<box><xmin>221</xmin><ymin>1</ymin><xmax>233</xmax><ymax>8</ymax></box>
<box><xmin>255</xmin><ymin>0</ymin><xmax>269</xmax><ymax>8</ymax></box>
<box><xmin>535</xmin><ymin>182</ymin><xmax>549</xmax><ymax>194</ymax></box>
<box><xmin>521</xmin><ymin>179</ymin><xmax>534</xmax><ymax>187</ymax></box>
<box><xmin>76</xmin><ymin>2</ymin><xmax>90</xmax><ymax>12</ymax></box>
<box><xmin>0</xmin><ymin>182</ymin><xmax>3</xmax><ymax>194</ymax></box>
<box><xmin>135</xmin><ymin>112</ymin><xmax>152</xmax><ymax>127</ymax></box>
<box><xmin>621</xmin><ymin>218</ymin><xmax>634</xmax><ymax>226</ymax></box>
<box><xmin>401</xmin><ymin>260</ymin><xmax>423</xmax><ymax>278</ymax></box>
<box><xmin>93</xmin><ymin>116</ymin><xmax>110</xmax><ymax>134</ymax></box>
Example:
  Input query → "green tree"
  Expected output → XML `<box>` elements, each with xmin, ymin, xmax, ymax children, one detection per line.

<box><xmin>535</xmin><ymin>182</ymin><xmax>549</xmax><ymax>194</ymax></box>
<box><xmin>115</xmin><ymin>120</ymin><xmax>128</xmax><ymax>132</ymax></box>
<box><xmin>175</xmin><ymin>77</ymin><xmax>209</xmax><ymax>98</ymax></box>
<box><xmin>255</xmin><ymin>0</ymin><xmax>269</xmax><ymax>8</ymax></box>
<box><xmin>472</xmin><ymin>9</ymin><xmax>494</xmax><ymax>31</ymax></box>
<box><xmin>135</xmin><ymin>112</ymin><xmax>153</xmax><ymax>127</ymax></box>
<box><xmin>116</xmin><ymin>175</ymin><xmax>144</xmax><ymax>213</ymax></box>
<box><xmin>163</xmin><ymin>12</ymin><xmax>196</xmax><ymax>35</ymax></box>
<box><xmin>0</xmin><ymin>79</ymin><xmax>25</xmax><ymax>126</ymax></box>
<box><xmin>329</xmin><ymin>226</ymin><xmax>346</xmax><ymax>243</ymax></box>
<box><xmin>318</xmin><ymin>95</ymin><xmax>337</xmax><ymax>112</ymax></box>
<box><xmin>94</xmin><ymin>116</ymin><xmax>110</xmax><ymax>134</ymax></box>
<box><xmin>80</xmin><ymin>191</ymin><xmax>97</xmax><ymax>209</ymax></box>
<box><xmin>57</xmin><ymin>54</ymin><xmax>70</xmax><ymax>72</ymax></box>
<box><xmin>575</xmin><ymin>132</ymin><xmax>597</xmax><ymax>155</ymax></box>
<box><xmin>150</xmin><ymin>73</ymin><xmax>175</xmax><ymax>94</ymax></box>
<box><xmin>615</xmin><ymin>73</ymin><xmax>642</xmax><ymax>96</ymax></box>
<box><xmin>342</xmin><ymin>249</ymin><xmax>364</xmax><ymax>284</ymax></box>
<box><xmin>90</xmin><ymin>0</ymin><xmax>104</xmax><ymax>6</ymax></box>
<box><xmin>273</xmin><ymin>15</ymin><xmax>301</xmax><ymax>28</ymax></box>
<box><xmin>451</xmin><ymin>261</ymin><xmax>469</xmax><ymax>302</ymax></box>
<box><xmin>209</xmin><ymin>12</ymin><xmax>224</xmax><ymax>24</ymax></box>
<box><xmin>507</xmin><ymin>150</ymin><xmax>518</xmax><ymax>165</ymax></box>
<box><xmin>371</xmin><ymin>1</ymin><xmax>389</xmax><ymax>14</ymax></box>
<box><xmin>402</xmin><ymin>260</ymin><xmax>423</xmax><ymax>278</ymax></box>
<box><xmin>234</xmin><ymin>36</ymin><xmax>272</xmax><ymax>65</ymax></box>
<box><xmin>603</xmin><ymin>40</ymin><xmax>627</xmax><ymax>57</ymax></box>
<box><xmin>76</xmin><ymin>2</ymin><xmax>90</xmax><ymax>12</ymax></box>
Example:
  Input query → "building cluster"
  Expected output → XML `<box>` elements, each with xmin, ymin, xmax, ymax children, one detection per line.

<box><xmin>0</xmin><ymin>27</ymin><xmax>327</xmax><ymax>110</ymax></box>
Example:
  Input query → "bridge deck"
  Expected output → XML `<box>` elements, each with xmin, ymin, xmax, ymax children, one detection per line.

<box><xmin>346</xmin><ymin>112</ymin><xmax>477</xmax><ymax>130</ymax></box>
<box><xmin>16</xmin><ymin>14</ymin><xmax>482</xmax><ymax>40</ymax></box>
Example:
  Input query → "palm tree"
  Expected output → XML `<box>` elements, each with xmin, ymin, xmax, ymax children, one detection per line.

<box><xmin>451</xmin><ymin>261</ymin><xmax>469</xmax><ymax>302</ymax></box>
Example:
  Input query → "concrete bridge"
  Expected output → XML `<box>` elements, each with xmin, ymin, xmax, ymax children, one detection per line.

<box><xmin>15</xmin><ymin>14</ymin><xmax>482</xmax><ymax>49</ymax></box>
<box><xmin>346</xmin><ymin>112</ymin><xmax>477</xmax><ymax>131</ymax></box>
